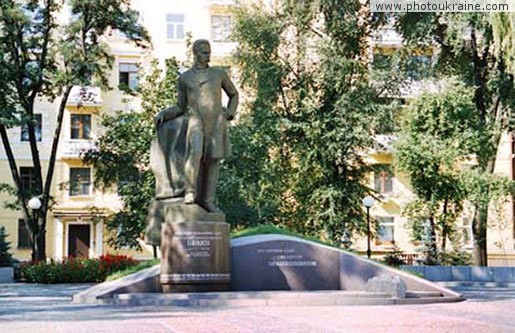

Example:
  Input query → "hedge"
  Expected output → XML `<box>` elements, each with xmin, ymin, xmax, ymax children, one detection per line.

<box><xmin>20</xmin><ymin>254</ymin><xmax>136</xmax><ymax>283</ymax></box>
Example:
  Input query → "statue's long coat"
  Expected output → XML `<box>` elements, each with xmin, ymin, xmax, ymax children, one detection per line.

<box><xmin>178</xmin><ymin>66</ymin><xmax>237</xmax><ymax>160</ymax></box>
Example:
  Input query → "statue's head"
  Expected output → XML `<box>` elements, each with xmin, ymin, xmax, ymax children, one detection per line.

<box><xmin>192</xmin><ymin>39</ymin><xmax>211</xmax><ymax>67</ymax></box>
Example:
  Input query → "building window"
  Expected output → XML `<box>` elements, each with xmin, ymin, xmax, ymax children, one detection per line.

<box><xmin>20</xmin><ymin>167</ymin><xmax>38</xmax><ymax>194</ymax></box>
<box><xmin>69</xmin><ymin>168</ymin><xmax>92</xmax><ymax>196</ymax></box>
<box><xmin>118</xmin><ymin>63</ymin><xmax>139</xmax><ymax>90</ymax></box>
<box><xmin>70</xmin><ymin>114</ymin><xmax>91</xmax><ymax>140</ymax></box>
<box><xmin>211</xmin><ymin>15</ymin><xmax>231</xmax><ymax>42</ymax></box>
<box><xmin>372</xmin><ymin>53</ymin><xmax>394</xmax><ymax>72</ymax></box>
<box><xmin>376</xmin><ymin>216</ymin><xmax>395</xmax><ymax>244</ymax></box>
<box><xmin>166</xmin><ymin>13</ymin><xmax>184</xmax><ymax>40</ymax></box>
<box><xmin>374</xmin><ymin>165</ymin><xmax>393</xmax><ymax>193</ymax></box>
<box><xmin>461</xmin><ymin>217</ymin><xmax>473</xmax><ymax>248</ymax></box>
<box><xmin>406</xmin><ymin>55</ymin><xmax>431</xmax><ymax>81</ymax></box>
<box><xmin>21</xmin><ymin>114</ymin><xmax>42</xmax><ymax>142</ymax></box>
<box><xmin>18</xmin><ymin>219</ymin><xmax>31</xmax><ymax>249</ymax></box>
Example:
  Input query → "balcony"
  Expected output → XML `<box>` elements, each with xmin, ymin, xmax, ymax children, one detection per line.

<box><xmin>372</xmin><ymin>134</ymin><xmax>396</xmax><ymax>153</ymax></box>
<box><xmin>67</xmin><ymin>86</ymin><xmax>102</xmax><ymax>107</ymax></box>
<box><xmin>399</xmin><ymin>79</ymin><xmax>444</xmax><ymax>99</ymax></box>
<box><xmin>373</xmin><ymin>28</ymin><xmax>403</xmax><ymax>47</ymax></box>
<box><xmin>58</xmin><ymin>139</ymin><xmax>96</xmax><ymax>159</ymax></box>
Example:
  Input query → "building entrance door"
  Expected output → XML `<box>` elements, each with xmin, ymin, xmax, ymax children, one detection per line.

<box><xmin>68</xmin><ymin>224</ymin><xmax>90</xmax><ymax>258</ymax></box>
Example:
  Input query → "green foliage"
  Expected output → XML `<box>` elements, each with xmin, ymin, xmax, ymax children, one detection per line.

<box><xmin>223</xmin><ymin>1</ymin><xmax>392</xmax><ymax>243</ymax></box>
<box><xmin>382</xmin><ymin>246</ymin><xmax>406</xmax><ymax>267</ymax></box>
<box><xmin>0</xmin><ymin>227</ymin><xmax>13</xmax><ymax>267</ymax></box>
<box><xmin>490</xmin><ymin>13</ymin><xmax>515</xmax><ymax>75</ymax></box>
<box><xmin>438</xmin><ymin>250</ymin><xmax>472</xmax><ymax>266</ymax></box>
<box><xmin>395</xmin><ymin>82</ymin><xmax>484</xmax><ymax>264</ymax></box>
<box><xmin>83</xmin><ymin>58</ymin><xmax>179</xmax><ymax>249</ymax></box>
<box><xmin>59</xmin><ymin>0</ymin><xmax>149</xmax><ymax>88</ymax></box>
<box><xmin>460</xmin><ymin>169</ymin><xmax>515</xmax><ymax>209</ymax></box>
<box><xmin>395</xmin><ymin>12</ymin><xmax>515</xmax><ymax>265</ymax></box>
<box><xmin>20</xmin><ymin>254</ymin><xmax>136</xmax><ymax>283</ymax></box>
<box><xmin>231</xmin><ymin>223</ymin><xmax>340</xmax><ymax>248</ymax></box>
<box><xmin>232</xmin><ymin>223</ymin><xmax>301</xmax><ymax>238</ymax></box>
<box><xmin>105</xmin><ymin>259</ymin><xmax>159</xmax><ymax>281</ymax></box>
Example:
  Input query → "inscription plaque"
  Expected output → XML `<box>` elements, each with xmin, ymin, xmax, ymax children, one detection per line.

<box><xmin>257</xmin><ymin>248</ymin><xmax>318</xmax><ymax>267</ymax></box>
<box><xmin>161</xmin><ymin>221</ymin><xmax>230</xmax><ymax>292</ymax></box>
<box><xmin>231</xmin><ymin>238</ymin><xmax>340</xmax><ymax>291</ymax></box>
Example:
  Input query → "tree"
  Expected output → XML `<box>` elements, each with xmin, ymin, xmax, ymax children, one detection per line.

<box><xmin>395</xmin><ymin>82</ymin><xmax>487</xmax><ymax>264</ymax></box>
<box><xmin>0</xmin><ymin>0</ymin><xmax>149</xmax><ymax>261</ymax></box>
<box><xmin>0</xmin><ymin>227</ymin><xmax>13</xmax><ymax>267</ymax></box>
<box><xmin>395</xmin><ymin>12</ymin><xmax>515</xmax><ymax>265</ymax></box>
<box><xmin>225</xmin><ymin>0</ymin><xmax>391</xmax><ymax>242</ymax></box>
<box><xmin>491</xmin><ymin>13</ymin><xmax>515</xmax><ymax>74</ymax></box>
<box><xmin>83</xmin><ymin>58</ymin><xmax>179</xmax><ymax>250</ymax></box>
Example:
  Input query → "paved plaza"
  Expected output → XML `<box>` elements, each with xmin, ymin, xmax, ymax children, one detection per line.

<box><xmin>1</xmin><ymin>283</ymin><xmax>515</xmax><ymax>333</ymax></box>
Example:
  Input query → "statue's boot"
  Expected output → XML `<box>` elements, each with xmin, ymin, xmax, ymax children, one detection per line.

<box><xmin>184</xmin><ymin>192</ymin><xmax>195</xmax><ymax>204</ymax></box>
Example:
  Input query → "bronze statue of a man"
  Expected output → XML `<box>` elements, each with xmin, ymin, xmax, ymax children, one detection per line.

<box><xmin>155</xmin><ymin>39</ymin><xmax>239</xmax><ymax>212</ymax></box>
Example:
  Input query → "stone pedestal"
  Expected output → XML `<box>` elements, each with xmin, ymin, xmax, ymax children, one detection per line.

<box><xmin>160</xmin><ymin>220</ymin><xmax>230</xmax><ymax>293</ymax></box>
<box><xmin>145</xmin><ymin>199</ymin><xmax>225</xmax><ymax>246</ymax></box>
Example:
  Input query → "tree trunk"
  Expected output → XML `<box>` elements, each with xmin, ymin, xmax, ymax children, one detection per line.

<box><xmin>35</xmin><ymin>216</ymin><xmax>47</xmax><ymax>262</ymax></box>
<box><xmin>472</xmin><ymin>205</ymin><xmax>488</xmax><ymax>266</ymax></box>
<box><xmin>0</xmin><ymin>124</ymin><xmax>38</xmax><ymax>260</ymax></box>
<box><xmin>427</xmin><ymin>214</ymin><xmax>438</xmax><ymax>265</ymax></box>
<box><xmin>34</xmin><ymin>85</ymin><xmax>73</xmax><ymax>261</ymax></box>
<box><xmin>441</xmin><ymin>198</ymin><xmax>448</xmax><ymax>254</ymax></box>
<box><xmin>469</xmin><ymin>26</ymin><xmax>497</xmax><ymax>267</ymax></box>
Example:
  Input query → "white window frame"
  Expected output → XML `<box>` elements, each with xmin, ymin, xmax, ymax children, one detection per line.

<box><xmin>461</xmin><ymin>217</ymin><xmax>474</xmax><ymax>250</ymax></box>
<box><xmin>166</xmin><ymin>13</ymin><xmax>185</xmax><ymax>40</ymax></box>
<box><xmin>376</xmin><ymin>216</ymin><xmax>395</xmax><ymax>244</ymax></box>
<box><xmin>118</xmin><ymin>62</ymin><xmax>139</xmax><ymax>90</ymax></box>
<box><xmin>211</xmin><ymin>15</ymin><xmax>232</xmax><ymax>42</ymax></box>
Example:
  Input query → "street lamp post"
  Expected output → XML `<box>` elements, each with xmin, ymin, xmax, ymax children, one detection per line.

<box><xmin>362</xmin><ymin>195</ymin><xmax>374</xmax><ymax>259</ymax></box>
<box><xmin>28</xmin><ymin>197</ymin><xmax>42</xmax><ymax>211</ymax></box>
<box><xmin>28</xmin><ymin>197</ymin><xmax>42</xmax><ymax>261</ymax></box>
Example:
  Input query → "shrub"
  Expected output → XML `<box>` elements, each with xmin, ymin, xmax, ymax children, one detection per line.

<box><xmin>20</xmin><ymin>254</ymin><xmax>136</xmax><ymax>283</ymax></box>
<box><xmin>382</xmin><ymin>246</ymin><xmax>407</xmax><ymax>267</ymax></box>
<box><xmin>106</xmin><ymin>259</ymin><xmax>159</xmax><ymax>281</ymax></box>
<box><xmin>438</xmin><ymin>250</ymin><xmax>472</xmax><ymax>266</ymax></box>
<box><xmin>0</xmin><ymin>227</ymin><xmax>13</xmax><ymax>267</ymax></box>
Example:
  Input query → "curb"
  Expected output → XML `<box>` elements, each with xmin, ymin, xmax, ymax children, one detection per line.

<box><xmin>108</xmin><ymin>290</ymin><xmax>463</xmax><ymax>307</ymax></box>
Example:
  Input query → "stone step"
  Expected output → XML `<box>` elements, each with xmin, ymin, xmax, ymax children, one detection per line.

<box><xmin>113</xmin><ymin>290</ymin><xmax>462</xmax><ymax>307</ymax></box>
<box><xmin>405</xmin><ymin>291</ymin><xmax>442</xmax><ymax>298</ymax></box>
<box><xmin>438</xmin><ymin>281</ymin><xmax>515</xmax><ymax>288</ymax></box>
<box><xmin>394</xmin><ymin>296</ymin><xmax>463</xmax><ymax>305</ymax></box>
